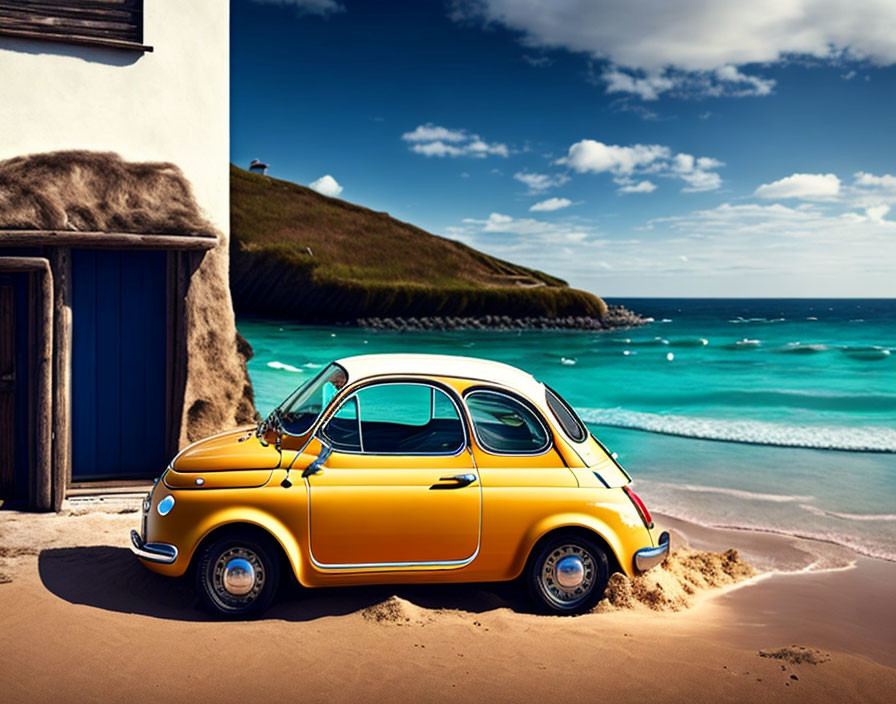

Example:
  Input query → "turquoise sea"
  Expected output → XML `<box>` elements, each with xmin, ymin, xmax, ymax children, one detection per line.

<box><xmin>237</xmin><ymin>298</ymin><xmax>896</xmax><ymax>563</ymax></box>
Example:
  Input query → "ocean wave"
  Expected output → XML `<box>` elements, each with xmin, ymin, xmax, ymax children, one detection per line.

<box><xmin>799</xmin><ymin>505</ymin><xmax>896</xmax><ymax>521</ymax></box>
<box><xmin>840</xmin><ymin>346</ymin><xmax>891</xmax><ymax>361</ymax></box>
<box><xmin>267</xmin><ymin>361</ymin><xmax>303</xmax><ymax>373</ymax></box>
<box><xmin>729</xmin><ymin>317</ymin><xmax>785</xmax><ymax>324</ymax></box>
<box><xmin>620</xmin><ymin>388</ymin><xmax>896</xmax><ymax>413</ymax></box>
<box><xmin>651</xmin><ymin>506</ymin><xmax>895</xmax><ymax>563</ymax></box>
<box><xmin>723</xmin><ymin>338</ymin><xmax>761</xmax><ymax>349</ymax></box>
<box><xmin>666</xmin><ymin>337</ymin><xmax>708</xmax><ymax>347</ymax></box>
<box><xmin>578</xmin><ymin>407</ymin><xmax>896</xmax><ymax>452</ymax></box>
<box><xmin>779</xmin><ymin>342</ymin><xmax>829</xmax><ymax>354</ymax></box>
<box><xmin>639</xmin><ymin>480</ymin><xmax>813</xmax><ymax>503</ymax></box>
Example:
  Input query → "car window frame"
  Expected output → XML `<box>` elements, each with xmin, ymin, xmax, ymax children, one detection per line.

<box><xmin>462</xmin><ymin>386</ymin><xmax>553</xmax><ymax>457</ymax></box>
<box><xmin>544</xmin><ymin>385</ymin><xmax>588</xmax><ymax>444</ymax></box>
<box><xmin>318</xmin><ymin>378</ymin><xmax>469</xmax><ymax>457</ymax></box>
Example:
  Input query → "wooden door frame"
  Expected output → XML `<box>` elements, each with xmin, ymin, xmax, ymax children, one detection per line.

<box><xmin>1</xmin><ymin>235</ymin><xmax>216</xmax><ymax>510</ymax></box>
<box><xmin>0</xmin><ymin>257</ymin><xmax>53</xmax><ymax>511</ymax></box>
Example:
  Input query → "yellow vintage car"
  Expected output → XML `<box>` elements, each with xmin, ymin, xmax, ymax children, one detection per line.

<box><xmin>130</xmin><ymin>354</ymin><xmax>668</xmax><ymax>618</ymax></box>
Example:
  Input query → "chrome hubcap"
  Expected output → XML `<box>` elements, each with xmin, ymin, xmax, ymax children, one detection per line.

<box><xmin>222</xmin><ymin>558</ymin><xmax>256</xmax><ymax>596</ymax></box>
<box><xmin>212</xmin><ymin>547</ymin><xmax>265</xmax><ymax>606</ymax></box>
<box><xmin>555</xmin><ymin>556</ymin><xmax>586</xmax><ymax>589</ymax></box>
<box><xmin>539</xmin><ymin>544</ymin><xmax>595</xmax><ymax>608</ymax></box>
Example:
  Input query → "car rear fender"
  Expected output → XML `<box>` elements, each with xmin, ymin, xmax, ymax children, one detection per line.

<box><xmin>516</xmin><ymin>512</ymin><xmax>633</xmax><ymax>579</ymax></box>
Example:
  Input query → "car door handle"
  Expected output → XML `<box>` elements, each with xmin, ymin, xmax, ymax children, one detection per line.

<box><xmin>430</xmin><ymin>473</ymin><xmax>477</xmax><ymax>490</ymax></box>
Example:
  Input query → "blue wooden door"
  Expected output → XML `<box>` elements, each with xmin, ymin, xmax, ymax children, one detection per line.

<box><xmin>71</xmin><ymin>250</ymin><xmax>168</xmax><ymax>480</ymax></box>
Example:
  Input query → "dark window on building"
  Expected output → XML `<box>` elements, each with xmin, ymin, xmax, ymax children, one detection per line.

<box><xmin>322</xmin><ymin>383</ymin><xmax>465</xmax><ymax>455</ymax></box>
<box><xmin>465</xmin><ymin>390</ymin><xmax>549</xmax><ymax>455</ymax></box>
<box><xmin>0</xmin><ymin>1</ymin><xmax>152</xmax><ymax>52</ymax></box>
<box><xmin>545</xmin><ymin>386</ymin><xmax>588</xmax><ymax>443</ymax></box>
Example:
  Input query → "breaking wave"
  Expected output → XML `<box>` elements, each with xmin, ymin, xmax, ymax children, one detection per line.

<box><xmin>578</xmin><ymin>407</ymin><xmax>896</xmax><ymax>453</ymax></box>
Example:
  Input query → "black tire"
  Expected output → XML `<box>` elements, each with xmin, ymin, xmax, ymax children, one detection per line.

<box><xmin>526</xmin><ymin>533</ymin><xmax>609</xmax><ymax>615</ymax></box>
<box><xmin>196</xmin><ymin>532</ymin><xmax>281</xmax><ymax>619</ymax></box>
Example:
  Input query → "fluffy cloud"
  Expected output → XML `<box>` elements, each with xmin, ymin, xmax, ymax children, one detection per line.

<box><xmin>616</xmin><ymin>180</ymin><xmax>657</xmax><ymax>193</ymax></box>
<box><xmin>402</xmin><ymin>124</ymin><xmax>509</xmax><ymax>158</ymax></box>
<box><xmin>451</xmin><ymin>0</ymin><xmax>896</xmax><ymax>99</ymax></box>
<box><xmin>308</xmin><ymin>174</ymin><xmax>343</xmax><ymax>197</ymax></box>
<box><xmin>513</xmin><ymin>171</ymin><xmax>570</xmax><ymax>193</ymax></box>
<box><xmin>462</xmin><ymin>212</ymin><xmax>589</xmax><ymax>242</ymax></box>
<box><xmin>251</xmin><ymin>0</ymin><xmax>343</xmax><ymax>16</ymax></box>
<box><xmin>530</xmin><ymin>197</ymin><xmax>572</xmax><ymax>211</ymax></box>
<box><xmin>755</xmin><ymin>173</ymin><xmax>841</xmax><ymax>200</ymax></box>
<box><xmin>556</xmin><ymin>140</ymin><xmax>723</xmax><ymax>192</ymax></box>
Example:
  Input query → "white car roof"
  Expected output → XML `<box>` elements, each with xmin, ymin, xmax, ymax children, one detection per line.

<box><xmin>335</xmin><ymin>353</ymin><xmax>546</xmax><ymax>403</ymax></box>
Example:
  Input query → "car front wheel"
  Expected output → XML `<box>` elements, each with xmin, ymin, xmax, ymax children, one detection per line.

<box><xmin>527</xmin><ymin>533</ymin><xmax>609</xmax><ymax>615</ymax></box>
<box><xmin>196</xmin><ymin>532</ymin><xmax>280</xmax><ymax>619</ymax></box>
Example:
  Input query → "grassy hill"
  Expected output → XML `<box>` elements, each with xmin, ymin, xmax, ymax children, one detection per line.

<box><xmin>230</xmin><ymin>165</ymin><xmax>608</xmax><ymax>322</ymax></box>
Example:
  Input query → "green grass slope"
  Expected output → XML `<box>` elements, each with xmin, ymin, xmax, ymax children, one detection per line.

<box><xmin>230</xmin><ymin>165</ymin><xmax>607</xmax><ymax>322</ymax></box>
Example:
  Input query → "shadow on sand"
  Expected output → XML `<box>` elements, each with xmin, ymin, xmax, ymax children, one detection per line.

<box><xmin>38</xmin><ymin>546</ymin><xmax>530</xmax><ymax>621</ymax></box>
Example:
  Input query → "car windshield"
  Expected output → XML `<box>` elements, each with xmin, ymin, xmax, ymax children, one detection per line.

<box><xmin>276</xmin><ymin>363</ymin><xmax>347</xmax><ymax>436</ymax></box>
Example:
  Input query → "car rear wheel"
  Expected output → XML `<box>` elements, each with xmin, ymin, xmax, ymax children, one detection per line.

<box><xmin>527</xmin><ymin>533</ymin><xmax>609</xmax><ymax>615</ymax></box>
<box><xmin>196</xmin><ymin>532</ymin><xmax>280</xmax><ymax>619</ymax></box>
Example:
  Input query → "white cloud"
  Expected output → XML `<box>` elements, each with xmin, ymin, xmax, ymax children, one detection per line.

<box><xmin>251</xmin><ymin>0</ymin><xmax>344</xmax><ymax>16</ymax></box>
<box><xmin>451</xmin><ymin>1</ymin><xmax>896</xmax><ymax>99</ymax></box>
<box><xmin>513</xmin><ymin>171</ymin><xmax>570</xmax><ymax>193</ymax></box>
<box><xmin>617</xmin><ymin>180</ymin><xmax>657</xmax><ymax>193</ymax></box>
<box><xmin>402</xmin><ymin>124</ymin><xmax>508</xmax><ymax>158</ymax></box>
<box><xmin>462</xmin><ymin>212</ymin><xmax>589</xmax><ymax>242</ymax></box>
<box><xmin>556</xmin><ymin>140</ymin><xmax>723</xmax><ymax>192</ymax></box>
<box><xmin>560</xmin><ymin>141</ymin><xmax>669</xmax><ymax>174</ymax></box>
<box><xmin>754</xmin><ymin>173</ymin><xmax>841</xmax><ymax>200</ymax></box>
<box><xmin>530</xmin><ymin>197</ymin><xmax>573</xmax><ymax>211</ymax></box>
<box><xmin>308</xmin><ymin>174</ymin><xmax>343</xmax><ymax>197</ymax></box>
<box><xmin>402</xmin><ymin>125</ymin><xmax>468</xmax><ymax>142</ymax></box>
<box><xmin>602</xmin><ymin>69</ymin><xmax>675</xmax><ymax>100</ymax></box>
<box><xmin>853</xmin><ymin>171</ymin><xmax>896</xmax><ymax>192</ymax></box>
<box><xmin>866</xmin><ymin>204</ymin><xmax>891</xmax><ymax>222</ymax></box>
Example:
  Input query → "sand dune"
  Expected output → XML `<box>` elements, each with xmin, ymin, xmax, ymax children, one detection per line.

<box><xmin>1</xmin><ymin>504</ymin><xmax>894</xmax><ymax>703</ymax></box>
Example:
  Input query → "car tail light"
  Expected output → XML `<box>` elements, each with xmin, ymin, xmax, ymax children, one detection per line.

<box><xmin>624</xmin><ymin>485</ymin><xmax>653</xmax><ymax>528</ymax></box>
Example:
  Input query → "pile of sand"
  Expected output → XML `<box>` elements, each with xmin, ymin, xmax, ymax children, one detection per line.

<box><xmin>361</xmin><ymin>596</ymin><xmax>436</xmax><ymax>626</ymax></box>
<box><xmin>597</xmin><ymin>547</ymin><xmax>755</xmax><ymax>612</ymax></box>
<box><xmin>759</xmin><ymin>646</ymin><xmax>831</xmax><ymax>666</ymax></box>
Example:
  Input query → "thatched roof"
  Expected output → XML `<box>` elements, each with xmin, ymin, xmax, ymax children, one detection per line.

<box><xmin>0</xmin><ymin>150</ymin><xmax>216</xmax><ymax>236</ymax></box>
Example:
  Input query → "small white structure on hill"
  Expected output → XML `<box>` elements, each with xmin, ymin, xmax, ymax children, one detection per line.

<box><xmin>249</xmin><ymin>159</ymin><xmax>269</xmax><ymax>175</ymax></box>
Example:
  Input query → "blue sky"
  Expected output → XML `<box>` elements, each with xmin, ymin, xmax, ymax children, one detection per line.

<box><xmin>231</xmin><ymin>0</ymin><xmax>896</xmax><ymax>297</ymax></box>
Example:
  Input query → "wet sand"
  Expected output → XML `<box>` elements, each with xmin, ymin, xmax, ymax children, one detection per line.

<box><xmin>0</xmin><ymin>505</ymin><xmax>894</xmax><ymax>703</ymax></box>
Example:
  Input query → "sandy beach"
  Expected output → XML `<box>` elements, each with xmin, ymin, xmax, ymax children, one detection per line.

<box><xmin>1</xmin><ymin>502</ymin><xmax>894</xmax><ymax>704</ymax></box>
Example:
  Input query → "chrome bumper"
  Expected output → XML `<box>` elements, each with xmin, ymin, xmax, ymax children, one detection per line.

<box><xmin>129</xmin><ymin>529</ymin><xmax>178</xmax><ymax>564</ymax></box>
<box><xmin>634</xmin><ymin>530</ymin><xmax>670</xmax><ymax>572</ymax></box>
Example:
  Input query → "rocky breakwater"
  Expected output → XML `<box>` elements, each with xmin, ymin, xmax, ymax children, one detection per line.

<box><xmin>356</xmin><ymin>305</ymin><xmax>648</xmax><ymax>332</ymax></box>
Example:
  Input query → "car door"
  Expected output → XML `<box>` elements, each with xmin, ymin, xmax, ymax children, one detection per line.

<box><xmin>306</xmin><ymin>381</ymin><xmax>481</xmax><ymax>568</ymax></box>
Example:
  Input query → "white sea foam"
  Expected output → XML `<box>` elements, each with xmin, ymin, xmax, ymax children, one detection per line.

<box><xmin>799</xmin><ymin>505</ymin><xmax>896</xmax><ymax>521</ymax></box>
<box><xmin>578</xmin><ymin>407</ymin><xmax>896</xmax><ymax>452</ymax></box>
<box><xmin>641</xmin><ymin>480</ymin><xmax>813</xmax><ymax>503</ymax></box>
<box><xmin>303</xmin><ymin>362</ymin><xmax>322</xmax><ymax>369</ymax></box>
<box><xmin>561</xmin><ymin>357</ymin><xmax>576</xmax><ymax>366</ymax></box>
<box><xmin>267</xmin><ymin>361</ymin><xmax>303</xmax><ymax>373</ymax></box>
<box><xmin>649</xmin><ymin>504</ymin><xmax>893</xmax><ymax>564</ymax></box>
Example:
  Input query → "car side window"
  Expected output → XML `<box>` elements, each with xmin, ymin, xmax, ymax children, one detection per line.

<box><xmin>545</xmin><ymin>386</ymin><xmax>588</xmax><ymax>443</ymax></box>
<box><xmin>465</xmin><ymin>390</ymin><xmax>550</xmax><ymax>454</ymax></box>
<box><xmin>322</xmin><ymin>383</ymin><xmax>465</xmax><ymax>454</ymax></box>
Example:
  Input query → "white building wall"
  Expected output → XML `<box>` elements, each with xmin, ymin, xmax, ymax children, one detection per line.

<box><xmin>0</xmin><ymin>0</ymin><xmax>229</xmax><ymax>237</ymax></box>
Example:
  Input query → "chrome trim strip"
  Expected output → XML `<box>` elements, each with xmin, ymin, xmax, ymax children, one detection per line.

<box><xmin>634</xmin><ymin>530</ymin><xmax>670</xmax><ymax>572</ymax></box>
<box><xmin>129</xmin><ymin>529</ymin><xmax>178</xmax><ymax>564</ymax></box>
